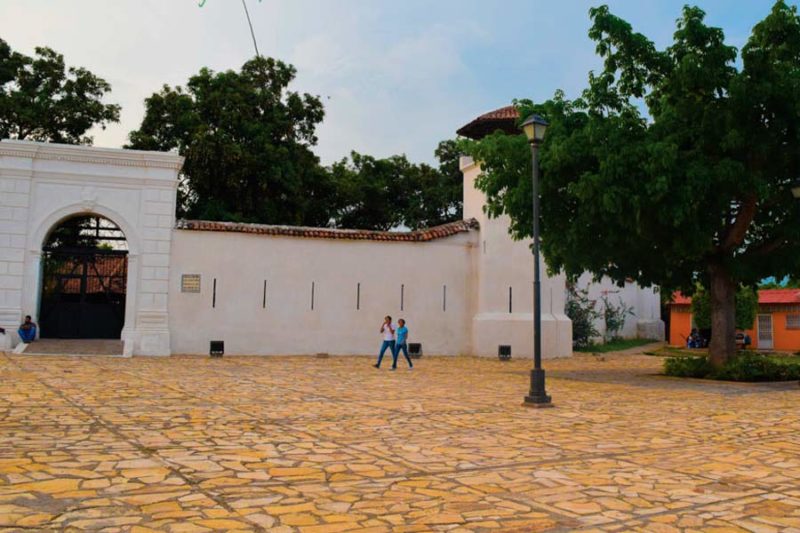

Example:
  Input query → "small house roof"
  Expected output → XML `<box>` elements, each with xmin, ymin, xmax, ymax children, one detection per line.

<box><xmin>671</xmin><ymin>289</ymin><xmax>800</xmax><ymax>306</ymax></box>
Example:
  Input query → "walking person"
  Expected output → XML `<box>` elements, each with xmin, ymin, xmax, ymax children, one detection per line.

<box><xmin>374</xmin><ymin>316</ymin><xmax>395</xmax><ymax>369</ymax></box>
<box><xmin>391</xmin><ymin>319</ymin><xmax>413</xmax><ymax>370</ymax></box>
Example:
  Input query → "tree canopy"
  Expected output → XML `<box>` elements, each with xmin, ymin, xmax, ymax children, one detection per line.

<box><xmin>691</xmin><ymin>286</ymin><xmax>758</xmax><ymax>332</ymax></box>
<box><xmin>461</xmin><ymin>2</ymin><xmax>800</xmax><ymax>365</ymax></box>
<box><xmin>0</xmin><ymin>38</ymin><xmax>120</xmax><ymax>144</ymax></box>
<box><xmin>329</xmin><ymin>140</ymin><xmax>463</xmax><ymax>231</ymax></box>
<box><xmin>128</xmin><ymin>56</ymin><xmax>462</xmax><ymax>229</ymax></box>
<box><xmin>127</xmin><ymin>56</ymin><xmax>333</xmax><ymax>226</ymax></box>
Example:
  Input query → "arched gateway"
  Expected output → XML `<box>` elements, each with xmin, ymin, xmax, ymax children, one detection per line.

<box><xmin>39</xmin><ymin>215</ymin><xmax>129</xmax><ymax>339</ymax></box>
<box><xmin>0</xmin><ymin>140</ymin><xmax>182</xmax><ymax>355</ymax></box>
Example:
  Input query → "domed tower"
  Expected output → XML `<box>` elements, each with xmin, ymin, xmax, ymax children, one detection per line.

<box><xmin>457</xmin><ymin>107</ymin><xmax>572</xmax><ymax>358</ymax></box>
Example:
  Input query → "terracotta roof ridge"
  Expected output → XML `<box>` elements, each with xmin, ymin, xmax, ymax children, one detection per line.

<box><xmin>176</xmin><ymin>218</ymin><xmax>480</xmax><ymax>242</ymax></box>
<box><xmin>672</xmin><ymin>288</ymin><xmax>800</xmax><ymax>305</ymax></box>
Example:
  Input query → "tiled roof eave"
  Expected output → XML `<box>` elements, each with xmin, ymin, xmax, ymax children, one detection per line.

<box><xmin>175</xmin><ymin>218</ymin><xmax>480</xmax><ymax>243</ymax></box>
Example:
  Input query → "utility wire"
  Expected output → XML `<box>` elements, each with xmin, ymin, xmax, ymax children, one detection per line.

<box><xmin>241</xmin><ymin>0</ymin><xmax>261</xmax><ymax>57</ymax></box>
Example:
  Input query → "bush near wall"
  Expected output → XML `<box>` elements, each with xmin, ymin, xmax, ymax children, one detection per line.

<box><xmin>664</xmin><ymin>353</ymin><xmax>800</xmax><ymax>382</ymax></box>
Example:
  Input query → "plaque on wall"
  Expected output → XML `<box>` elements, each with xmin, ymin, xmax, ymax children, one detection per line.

<box><xmin>181</xmin><ymin>274</ymin><xmax>201</xmax><ymax>293</ymax></box>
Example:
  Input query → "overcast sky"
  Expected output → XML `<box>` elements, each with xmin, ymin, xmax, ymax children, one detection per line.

<box><xmin>0</xmin><ymin>0</ymin><xmax>785</xmax><ymax>164</ymax></box>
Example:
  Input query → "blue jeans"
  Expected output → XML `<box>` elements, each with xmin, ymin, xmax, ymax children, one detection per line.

<box><xmin>393</xmin><ymin>342</ymin><xmax>413</xmax><ymax>368</ymax></box>
<box><xmin>18</xmin><ymin>326</ymin><xmax>36</xmax><ymax>343</ymax></box>
<box><xmin>376</xmin><ymin>340</ymin><xmax>395</xmax><ymax>367</ymax></box>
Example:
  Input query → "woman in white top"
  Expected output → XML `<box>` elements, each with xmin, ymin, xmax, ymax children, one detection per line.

<box><xmin>374</xmin><ymin>315</ymin><xmax>395</xmax><ymax>368</ymax></box>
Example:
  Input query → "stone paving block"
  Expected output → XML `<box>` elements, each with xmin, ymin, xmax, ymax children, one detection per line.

<box><xmin>3</xmin><ymin>350</ymin><xmax>800</xmax><ymax>531</ymax></box>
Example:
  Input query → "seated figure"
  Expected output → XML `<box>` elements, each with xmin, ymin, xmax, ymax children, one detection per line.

<box><xmin>18</xmin><ymin>315</ymin><xmax>37</xmax><ymax>344</ymax></box>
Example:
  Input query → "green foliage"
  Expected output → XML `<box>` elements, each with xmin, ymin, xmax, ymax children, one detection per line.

<box><xmin>328</xmin><ymin>141</ymin><xmax>462</xmax><ymax>231</ymax></box>
<box><xmin>601</xmin><ymin>295</ymin><xmax>634</xmax><ymax>341</ymax></box>
<box><xmin>690</xmin><ymin>286</ymin><xmax>758</xmax><ymax>330</ymax></box>
<box><xmin>663</xmin><ymin>356</ymin><xmax>713</xmax><ymax>378</ymax></box>
<box><xmin>128</xmin><ymin>55</ymin><xmax>461</xmax><ymax>229</ymax></box>
<box><xmin>664</xmin><ymin>352</ymin><xmax>800</xmax><ymax>381</ymax></box>
<box><xmin>575</xmin><ymin>337</ymin><xmax>656</xmax><ymax>353</ymax></box>
<box><xmin>127</xmin><ymin>56</ymin><xmax>332</xmax><ymax>226</ymax></box>
<box><xmin>565</xmin><ymin>285</ymin><xmax>601</xmax><ymax>348</ymax></box>
<box><xmin>461</xmin><ymin>2</ymin><xmax>800</xmax><ymax>364</ymax></box>
<box><xmin>0</xmin><ymin>38</ymin><xmax>120</xmax><ymax>144</ymax></box>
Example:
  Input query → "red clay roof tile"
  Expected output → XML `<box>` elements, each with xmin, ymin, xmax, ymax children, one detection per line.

<box><xmin>456</xmin><ymin>105</ymin><xmax>521</xmax><ymax>139</ymax></box>
<box><xmin>175</xmin><ymin>218</ymin><xmax>480</xmax><ymax>242</ymax></box>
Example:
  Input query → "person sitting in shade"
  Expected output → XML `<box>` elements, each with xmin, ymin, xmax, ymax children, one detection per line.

<box><xmin>18</xmin><ymin>315</ymin><xmax>37</xmax><ymax>344</ymax></box>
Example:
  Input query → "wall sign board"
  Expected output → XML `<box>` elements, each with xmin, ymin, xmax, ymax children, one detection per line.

<box><xmin>181</xmin><ymin>274</ymin><xmax>201</xmax><ymax>293</ymax></box>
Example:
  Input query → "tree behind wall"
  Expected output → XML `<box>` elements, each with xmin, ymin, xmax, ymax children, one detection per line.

<box><xmin>691</xmin><ymin>286</ymin><xmax>759</xmax><ymax>333</ymax></box>
<box><xmin>128</xmin><ymin>56</ymin><xmax>463</xmax><ymax>229</ymax></box>
<box><xmin>0</xmin><ymin>38</ymin><xmax>120</xmax><ymax>144</ymax></box>
<box><xmin>461</xmin><ymin>2</ymin><xmax>800</xmax><ymax>367</ymax></box>
<box><xmin>328</xmin><ymin>140</ymin><xmax>463</xmax><ymax>231</ymax></box>
<box><xmin>127</xmin><ymin>56</ymin><xmax>334</xmax><ymax>226</ymax></box>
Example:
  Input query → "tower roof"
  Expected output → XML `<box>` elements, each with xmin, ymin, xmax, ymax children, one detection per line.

<box><xmin>456</xmin><ymin>105</ymin><xmax>520</xmax><ymax>140</ymax></box>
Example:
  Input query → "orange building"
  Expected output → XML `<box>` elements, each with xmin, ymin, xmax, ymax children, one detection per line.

<box><xmin>669</xmin><ymin>289</ymin><xmax>800</xmax><ymax>352</ymax></box>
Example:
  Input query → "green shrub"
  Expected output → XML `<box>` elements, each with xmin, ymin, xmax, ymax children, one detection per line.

<box><xmin>714</xmin><ymin>354</ymin><xmax>782</xmax><ymax>381</ymax></box>
<box><xmin>566</xmin><ymin>286</ymin><xmax>600</xmax><ymax>349</ymax></box>
<box><xmin>664</xmin><ymin>352</ymin><xmax>800</xmax><ymax>381</ymax></box>
<box><xmin>663</xmin><ymin>356</ymin><xmax>712</xmax><ymax>378</ymax></box>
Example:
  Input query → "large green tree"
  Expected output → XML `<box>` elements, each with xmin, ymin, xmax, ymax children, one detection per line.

<box><xmin>127</xmin><ymin>56</ymin><xmax>334</xmax><ymax>226</ymax></box>
<box><xmin>462</xmin><ymin>2</ymin><xmax>800</xmax><ymax>366</ymax></box>
<box><xmin>329</xmin><ymin>140</ymin><xmax>463</xmax><ymax>231</ymax></box>
<box><xmin>128</xmin><ymin>56</ymin><xmax>462</xmax><ymax>229</ymax></box>
<box><xmin>0</xmin><ymin>38</ymin><xmax>120</xmax><ymax>144</ymax></box>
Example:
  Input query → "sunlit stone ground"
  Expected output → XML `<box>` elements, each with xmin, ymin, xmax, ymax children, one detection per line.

<box><xmin>2</xmin><ymin>348</ymin><xmax>800</xmax><ymax>531</ymax></box>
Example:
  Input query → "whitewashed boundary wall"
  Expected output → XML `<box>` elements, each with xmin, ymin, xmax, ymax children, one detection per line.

<box><xmin>168</xmin><ymin>224</ymin><xmax>478</xmax><ymax>356</ymax></box>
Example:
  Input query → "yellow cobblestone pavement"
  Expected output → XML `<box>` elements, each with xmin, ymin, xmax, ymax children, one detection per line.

<box><xmin>2</xmin><ymin>350</ymin><xmax>800</xmax><ymax>531</ymax></box>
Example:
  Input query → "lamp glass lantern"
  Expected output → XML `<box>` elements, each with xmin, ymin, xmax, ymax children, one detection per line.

<box><xmin>792</xmin><ymin>178</ymin><xmax>800</xmax><ymax>199</ymax></box>
<box><xmin>521</xmin><ymin>114</ymin><xmax>549</xmax><ymax>143</ymax></box>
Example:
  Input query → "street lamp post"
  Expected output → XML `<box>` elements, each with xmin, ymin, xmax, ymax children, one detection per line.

<box><xmin>521</xmin><ymin>114</ymin><xmax>552</xmax><ymax>407</ymax></box>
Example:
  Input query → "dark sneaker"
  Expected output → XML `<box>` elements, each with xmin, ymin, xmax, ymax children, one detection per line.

<box><xmin>373</xmin><ymin>364</ymin><xmax>380</xmax><ymax>369</ymax></box>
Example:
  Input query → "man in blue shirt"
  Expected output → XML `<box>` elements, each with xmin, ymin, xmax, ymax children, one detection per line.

<box><xmin>18</xmin><ymin>315</ymin><xmax>36</xmax><ymax>344</ymax></box>
<box><xmin>392</xmin><ymin>319</ymin><xmax>413</xmax><ymax>370</ymax></box>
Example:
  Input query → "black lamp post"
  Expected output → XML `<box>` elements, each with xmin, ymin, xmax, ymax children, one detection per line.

<box><xmin>521</xmin><ymin>114</ymin><xmax>552</xmax><ymax>407</ymax></box>
<box><xmin>792</xmin><ymin>178</ymin><xmax>800</xmax><ymax>199</ymax></box>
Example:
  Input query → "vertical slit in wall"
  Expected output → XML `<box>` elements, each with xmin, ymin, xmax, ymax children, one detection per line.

<box><xmin>509</xmin><ymin>286</ymin><xmax>513</xmax><ymax>313</ymax></box>
<box><xmin>262</xmin><ymin>280</ymin><xmax>267</xmax><ymax>309</ymax></box>
<box><xmin>401</xmin><ymin>284</ymin><xmax>405</xmax><ymax>311</ymax></box>
<box><xmin>443</xmin><ymin>284</ymin><xmax>447</xmax><ymax>312</ymax></box>
<box><xmin>357</xmin><ymin>283</ymin><xmax>360</xmax><ymax>310</ymax></box>
<box><xmin>212</xmin><ymin>278</ymin><xmax>217</xmax><ymax>308</ymax></box>
<box><xmin>311</xmin><ymin>281</ymin><xmax>315</xmax><ymax>310</ymax></box>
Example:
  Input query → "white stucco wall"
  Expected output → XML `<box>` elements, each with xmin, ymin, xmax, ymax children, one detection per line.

<box><xmin>461</xmin><ymin>156</ymin><xmax>572</xmax><ymax>359</ymax></box>
<box><xmin>0</xmin><ymin>139</ymin><xmax>660</xmax><ymax>357</ymax></box>
<box><xmin>575</xmin><ymin>273</ymin><xmax>664</xmax><ymax>341</ymax></box>
<box><xmin>168</xmin><ymin>229</ymin><xmax>477</xmax><ymax>356</ymax></box>
<box><xmin>460</xmin><ymin>155</ymin><xmax>663</xmax><ymax>353</ymax></box>
<box><xmin>0</xmin><ymin>140</ymin><xmax>182</xmax><ymax>355</ymax></box>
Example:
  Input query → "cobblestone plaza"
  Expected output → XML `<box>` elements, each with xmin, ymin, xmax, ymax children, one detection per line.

<box><xmin>2</xmin><ymin>350</ymin><xmax>800</xmax><ymax>531</ymax></box>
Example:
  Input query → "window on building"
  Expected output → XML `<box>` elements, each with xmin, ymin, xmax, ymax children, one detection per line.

<box><xmin>787</xmin><ymin>314</ymin><xmax>800</xmax><ymax>330</ymax></box>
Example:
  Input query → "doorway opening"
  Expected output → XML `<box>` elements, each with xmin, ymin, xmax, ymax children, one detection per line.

<box><xmin>39</xmin><ymin>215</ymin><xmax>128</xmax><ymax>339</ymax></box>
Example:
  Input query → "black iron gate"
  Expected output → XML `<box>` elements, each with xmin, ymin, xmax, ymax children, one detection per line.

<box><xmin>39</xmin><ymin>248</ymin><xmax>128</xmax><ymax>339</ymax></box>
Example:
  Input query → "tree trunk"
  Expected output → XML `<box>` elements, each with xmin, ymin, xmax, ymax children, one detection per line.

<box><xmin>707</xmin><ymin>262</ymin><xmax>736</xmax><ymax>368</ymax></box>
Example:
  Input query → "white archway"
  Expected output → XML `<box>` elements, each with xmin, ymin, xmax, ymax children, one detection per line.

<box><xmin>24</xmin><ymin>204</ymin><xmax>141</xmax><ymax>350</ymax></box>
<box><xmin>0</xmin><ymin>140</ymin><xmax>181</xmax><ymax>355</ymax></box>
